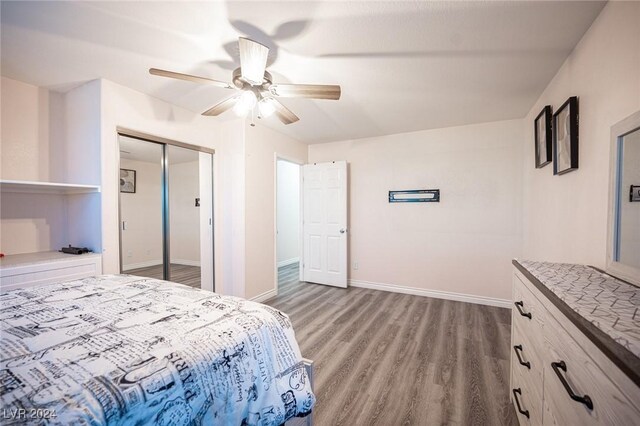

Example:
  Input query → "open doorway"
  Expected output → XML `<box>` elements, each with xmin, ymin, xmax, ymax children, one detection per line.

<box><xmin>276</xmin><ymin>158</ymin><xmax>302</xmax><ymax>293</ymax></box>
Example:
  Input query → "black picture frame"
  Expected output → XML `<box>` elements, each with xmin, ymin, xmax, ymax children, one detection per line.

<box><xmin>534</xmin><ymin>105</ymin><xmax>552</xmax><ymax>168</ymax></box>
<box><xmin>630</xmin><ymin>185</ymin><xmax>640</xmax><ymax>202</ymax></box>
<box><xmin>553</xmin><ymin>96</ymin><xmax>579</xmax><ymax>175</ymax></box>
<box><xmin>120</xmin><ymin>169</ymin><xmax>136</xmax><ymax>193</ymax></box>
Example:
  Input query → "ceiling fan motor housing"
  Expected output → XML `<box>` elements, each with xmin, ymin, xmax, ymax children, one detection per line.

<box><xmin>232</xmin><ymin>67</ymin><xmax>273</xmax><ymax>90</ymax></box>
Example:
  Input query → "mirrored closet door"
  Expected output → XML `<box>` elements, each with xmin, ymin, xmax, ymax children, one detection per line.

<box><xmin>118</xmin><ymin>133</ymin><xmax>214</xmax><ymax>291</ymax></box>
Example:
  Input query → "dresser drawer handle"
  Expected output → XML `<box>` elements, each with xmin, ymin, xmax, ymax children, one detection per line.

<box><xmin>551</xmin><ymin>361</ymin><xmax>594</xmax><ymax>410</ymax></box>
<box><xmin>512</xmin><ymin>388</ymin><xmax>530</xmax><ymax>418</ymax></box>
<box><xmin>513</xmin><ymin>345</ymin><xmax>531</xmax><ymax>369</ymax></box>
<box><xmin>514</xmin><ymin>301</ymin><xmax>532</xmax><ymax>319</ymax></box>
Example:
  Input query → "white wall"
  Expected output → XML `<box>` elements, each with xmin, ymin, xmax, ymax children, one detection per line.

<box><xmin>522</xmin><ymin>1</ymin><xmax>640</xmax><ymax>267</ymax></box>
<box><xmin>619</xmin><ymin>129</ymin><xmax>640</xmax><ymax>268</ymax></box>
<box><xmin>0</xmin><ymin>193</ymin><xmax>67</xmax><ymax>255</ymax></box>
<box><xmin>120</xmin><ymin>158</ymin><xmax>163</xmax><ymax>270</ymax></box>
<box><xmin>309</xmin><ymin>119</ymin><xmax>523</xmax><ymax>303</ymax></box>
<box><xmin>244</xmin><ymin>122</ymin><xmax>308</xmax><ymax>300</ymax></box>
<box><xmin>0</xmin><ymin>77</ymin><xmax>66</xmax><ymax>182</ymax></box>
<box><xmin>169</xmin><ymin>160</ymin><xmax>201</xmax><ymax>266</ymax></box>
<box><xmin>276</xmin><ymin>160</ymin><xmax>300</xmax><ymax>266</ymax></box>
<box><xmin>64</xmin><ymin>80</ymin><xmax>102</xmax><ymax>252</ymax></box>
<box><xmin>218</xmin><ymin>119</ymin><xmax>246</xmax><ymax>297</ymax></box>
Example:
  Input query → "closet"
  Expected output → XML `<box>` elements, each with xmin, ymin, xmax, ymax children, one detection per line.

<box><xmin>117</xmin><ymin>133</ymin><xmax>214</xmax><ymax>291</ymax></box>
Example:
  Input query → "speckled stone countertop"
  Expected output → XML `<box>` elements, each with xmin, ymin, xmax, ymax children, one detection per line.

<box><xmin>513</xmin><ymin>259</ymin><xmax>640</xmax><ymax>386</ymax></box>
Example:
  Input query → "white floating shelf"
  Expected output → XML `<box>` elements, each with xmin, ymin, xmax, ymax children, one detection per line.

<box><xmin>0</xmin><ymin>179</ymin><xmax>101</xmax><ymax>195</ymax></box>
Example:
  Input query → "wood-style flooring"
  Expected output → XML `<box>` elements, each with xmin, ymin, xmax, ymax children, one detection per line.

<box><xmin>125</xmin><ymin>263</ymin><xmax>201</xmax><ymax>289</ymax></box>
<box><xmin>269</xmin><ymin>263</ymin><xmax>517</xmax><ymax>426</ymax></box>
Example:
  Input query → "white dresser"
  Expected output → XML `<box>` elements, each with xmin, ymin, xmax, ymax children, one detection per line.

<box><xmin>0</xmin><ymin>251</ymin><xmax>102</xmax><ymax>291</ymax></box>
<box><xmin>510</xmin><ymin>260</ymin><xmax>640</xmax><ymax>425</ymax></box>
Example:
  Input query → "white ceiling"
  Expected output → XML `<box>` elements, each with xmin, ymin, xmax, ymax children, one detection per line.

<box><xmin>1</xmin><ymin>1</ymin><xmax>605</xmax><ymax>144</ymax></box>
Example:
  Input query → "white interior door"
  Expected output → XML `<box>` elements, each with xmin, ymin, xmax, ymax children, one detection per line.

<box><xmin>199</xmin><ymin>152</ymin><xmax>214</xmax><ymax>292</ymax></box>
<box><xmin>302</xmin><ymin>161</ymin><xmax>347</xmax><ymax>287</ymax></box>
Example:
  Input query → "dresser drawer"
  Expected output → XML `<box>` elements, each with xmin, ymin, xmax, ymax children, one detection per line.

<box><xmin>0</xmin><ymin>254</ymin><xmax>102</xmax><ymax>291</ymax></box>
<box><xmin>512</xmin><ymin>272</ymin><xmax>546</xmax><ymax>343</ymax></box>
<box><xmin>511</xmin><ymin>369</ymin><xmax>542</xmax><ymax>426</ymax></box>
<box><xmin>511</xmin><ymin>320</ymin><xmax>544</xmax><ymax>425</ymax></box>
<box><xmin>542</xmin><ymin>312</ymin><xmax>640</xmax><ymax>425</ymax></box>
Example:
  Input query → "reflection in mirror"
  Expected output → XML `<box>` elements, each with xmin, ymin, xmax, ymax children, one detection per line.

<box><xmin>119</xmin><ymin>135</ymin><xmax>165</xmax><ymax>279</ymax></box>
<box><xmin>616</xmin><ymin>127</ymin><xmax>640</xmax><ymax>269</ymax></box>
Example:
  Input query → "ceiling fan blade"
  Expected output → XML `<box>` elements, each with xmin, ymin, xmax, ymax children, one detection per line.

<box><xmin>149</xmin><ymin>68</ymin><xmax>233</xmax><ymax>89</ymax></box>
<box><xmin>271</xmin><ymin>99</ymin><xmax>299</xmax><ymax>125</ymax></box>
<box><xmin>202</xmin><ymin>94</ymin><xmax>241</xmax><ymax>116</ymax></box>
<box><xmin>238</xmin><ymin>37</ymin><xmax>269</xmax><ymax>86</ymax></box>
<box><xmin>269</xmin><ymin>83</ymin><xmax>341</xmax><ymax>100</ymax></box>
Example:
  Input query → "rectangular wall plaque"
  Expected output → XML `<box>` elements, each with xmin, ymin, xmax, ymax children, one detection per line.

<box><xmin>630</xmin><ymin>185</ymin><xmax>640</xmax><ymax>202</ymax></box>
<box><xmin>389</xmin><ymin>189</ymin><xmax>440</xmax><ymax>203</ymax></box>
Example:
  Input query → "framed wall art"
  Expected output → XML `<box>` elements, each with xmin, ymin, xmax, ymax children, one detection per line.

<box><xmin>534</xmin><ymin>105</ymin><xmax>552</xmax><ymax>168</ymax></box>
<box><xmin>553</xmin><ymin>96</ymin><xmax>579</xmax><ymax>175</ymax></box>
<box><xmin>388</xmin><ymin>189</ymin><xmax>440</xmax><ymax>203</ymax></box>
<box><xmin>120</xmin><ymin>169</ymin><xmax>136</xmax><ymax>193</ymax></box>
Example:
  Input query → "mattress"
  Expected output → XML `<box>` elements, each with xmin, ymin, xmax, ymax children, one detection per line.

<box><xmin>0</xmin><ymin>275</ymin><xmax>315</xmax><ymax>425</ymax></box>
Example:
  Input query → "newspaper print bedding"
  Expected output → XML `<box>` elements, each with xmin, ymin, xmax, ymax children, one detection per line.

<box><xmin>0</xmin><ymin>275</ymin><xmax>314</xmax><ymax>425</ymax></box>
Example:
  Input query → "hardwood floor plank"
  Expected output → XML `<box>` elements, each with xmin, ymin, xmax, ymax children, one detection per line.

<box><xmin>271</xmin><ymin>263</ymin><xmax>517</xmax><ymax>426</ymax></box>
<box><xmin>125</xmin><ymin>263</ymin><xmax>201</xmax><ymax>288</ymax></box>
<box><xmin>462</xmin><ymin>337</ymin><xmax>490</xmax><ymax>425</ymax></box>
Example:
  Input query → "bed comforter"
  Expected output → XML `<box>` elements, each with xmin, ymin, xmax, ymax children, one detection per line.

<box><xmin>0</xmin><ymin>275</ymin><xmax>314</xmax><ymax>425</ymax></box>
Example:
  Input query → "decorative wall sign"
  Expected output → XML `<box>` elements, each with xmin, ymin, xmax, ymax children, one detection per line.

<box><xmin>120</xmin><ymin>169</ymin><xmax>136</xmax><ymax>193</ymax></box>
<box><xmin>630</xmin><ymin>185</ymin><xmax>640</xmax><ymax>202</ymax></box>
<box><xmin>534</xmin><ymin>105</ymin><xmax>552</xmax><ymax>168</ymax></box>
<box><xmin>389</xmin><ymin>189</ymin><xmax>440</xmax><ymax>203</ymax></box>
<box><xmin>553</xmin><ymin>96</ymin><xmax>579</xmax><ymax>175</ymax></box>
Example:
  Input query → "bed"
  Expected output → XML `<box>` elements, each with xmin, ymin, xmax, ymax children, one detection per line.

<box><xmin>0</xmin><ymin>274</ymin><xmax>315</xmax><ymax>425</ymax></box>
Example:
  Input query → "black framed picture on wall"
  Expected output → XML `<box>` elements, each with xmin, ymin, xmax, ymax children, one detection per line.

<box><xmin>534</xmin><ymin>105</ymin><xmax>552</xmax><ymax>168</ymax></box>
<box><xmin>553</xmin><ymin>96</ymin><xmax>579</xmax><ymax>175</ymax></box>
<box><xmin>120</xmin><ymin>169</ymin><xmax>136</xmax><ymax>193</ymax></box>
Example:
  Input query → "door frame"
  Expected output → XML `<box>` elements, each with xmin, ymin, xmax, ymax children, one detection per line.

<box><xmin>273</xmin><ymin>153</ymin><xmax>305</xmax><ymax>296</ymax></box>
<box><xmin>116</xmin><ymin>128</ymin><xmax>215</xmax><ymax>291</ymax></box>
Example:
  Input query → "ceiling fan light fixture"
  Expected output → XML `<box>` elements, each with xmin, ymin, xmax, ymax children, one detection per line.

<box><xmin>258</xmin><ymin>98</ymin><xmax>275</xmax><ymax>118</ymax></box>
<box><xmin>238</xmin><ymin>90</ymin><xmax>257</xmax><ymax>109</ymax></box>
<box><xmin>233</xmin><ymin>101</ymin><xmax>250</xmax><ymax>117</ymax></box>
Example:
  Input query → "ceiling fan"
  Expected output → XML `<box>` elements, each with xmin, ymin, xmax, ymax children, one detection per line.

<box><xmin>149</xmin><ymin>37</ymin><xmax>341</xmax><ymax>125</ymax></box>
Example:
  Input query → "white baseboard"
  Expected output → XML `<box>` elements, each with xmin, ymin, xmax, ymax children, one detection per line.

<box><xmin>249</xmin><ymin>288</ymin><xmax>277</xmax><ymax>303</ymax></box>
<box><xmin>172</xmin><ymin>259</ymin><xmax>201</xmax><ymax>267</ymax></box>
<box><xmin>277</xmin><ymin>257</ymin><xmax>300</xmax><ymax>268</ymax></box>
<box><xmin>349</xmin><ymin>279</ymin><xmax>511</xmax><ymax>309</ymax></box>
<box><xmin>122</xmin><ymin>260</ymin><xmax>163</xmax><ymax>271</ymax></box>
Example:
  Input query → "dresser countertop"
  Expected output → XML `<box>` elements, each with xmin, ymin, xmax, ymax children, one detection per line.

<box><xmin>513</xmin><ymin>259</ymin><xmax>640</xmax><ymax>386</ymax></box>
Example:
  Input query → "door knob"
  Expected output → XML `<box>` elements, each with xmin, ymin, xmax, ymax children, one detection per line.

<box><xmin>340</xmin><ymin>228</ymin><xmax>347</xmax><ymax>234</ymax></box>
